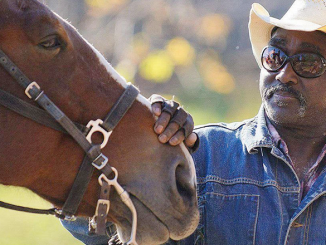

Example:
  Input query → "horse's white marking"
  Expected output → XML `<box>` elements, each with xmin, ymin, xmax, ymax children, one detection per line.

<box><xmin>180</xmin><ymin>143</ymin><xmax>197</xmax><ymax>182</ymax></box>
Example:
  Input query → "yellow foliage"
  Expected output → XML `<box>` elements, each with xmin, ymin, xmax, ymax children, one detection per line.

<box><xmin>166</xmin><ymin>37</ymin><xmax>195</xmax><ymax>66</ymax></box>
<box><xmin>132</xmin><ymin>33</ymin><xmax>150</xmax><ymax>59</ymax></box>
<box><xmin>139</xmin><ymin>50</ymin><xmax>175</xmax><ymax>83</ymax></box>
<box><xmin>199</xmin><ymin>14</ymin><xmax>232</xmax><ymax>44</ymax></box>
<box><xmin>86</xmin><ymin>0</ymin><xmax>128</xmax><ymax>14</ymax></box>
<box><xmin>0</xmin><ymin>186</ymin><xmax>81</xmax><ymax>245</ymax></box>
<box><xmin>199</xmin><ymin>55</ymin><xmax>235</xmax><ymax>94</ymax></box>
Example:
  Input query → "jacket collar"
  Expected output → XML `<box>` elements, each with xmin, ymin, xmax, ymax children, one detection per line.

<box><xmin>243</xmin><ymin>105</ymin><xmax>274</xmax><ymax>154</ymax></box>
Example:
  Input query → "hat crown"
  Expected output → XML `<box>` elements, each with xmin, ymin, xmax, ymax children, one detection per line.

<box><xmin>249</xmin><ymin>0</ymin><xmax>326</xmax><ymax>68</ymax></box>
<box><xmin>282</xmin><ymin>0</ymin><xmax>326</xmax><ymax>25</ymax></box>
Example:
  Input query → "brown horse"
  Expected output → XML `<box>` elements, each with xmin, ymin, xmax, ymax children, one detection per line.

<box><xmin>0</xmin><ymin>0</ymin><xmax>199</xmax><ymax>244</ymax></box>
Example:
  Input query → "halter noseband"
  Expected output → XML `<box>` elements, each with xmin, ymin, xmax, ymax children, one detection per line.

<box><xmin>0</xmin><ymin>49</ymin><xmax>139</xmax><ymax>245</ymax></box>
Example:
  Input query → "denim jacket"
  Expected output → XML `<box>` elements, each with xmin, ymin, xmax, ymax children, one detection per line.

<box><xmin>62</xmin><ymin>107</ymin><xmax>326</xmax><ymax>245</ymax></box>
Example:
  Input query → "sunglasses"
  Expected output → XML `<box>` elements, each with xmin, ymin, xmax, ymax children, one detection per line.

<box><xmin>261</xmin><ymin>46</ymin><xmax>326</xmax><ymax>78</ymax></box>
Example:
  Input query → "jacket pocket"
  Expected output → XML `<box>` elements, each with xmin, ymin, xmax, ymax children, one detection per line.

<box><xmin>201</xmin><ymin>193</ymin><xmax>259</xmax><ymax>245</ymax></box>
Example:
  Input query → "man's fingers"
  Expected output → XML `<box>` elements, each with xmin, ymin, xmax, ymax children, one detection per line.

<box><xmin>185</xmin><ymin>132</ymin><xmax>197</xmax><ymax>148</ymax></box>
<box><xmin>149</xmin><ymin>94</ymin><xmax>196</xmax><ymax>148</ymax></box>
<box><xmin>149</xmin><ymin>94</ymin><xmax>165</xmax><ymax>117</ymax></box>
<box><xmin>182</xmin><ymin>116</ymin><xmax>194</xmax><ymax>138</ymax></box>
<box><xmin>158</xmin><ymin>121</ymin><xmax>179</xmax><ymax>143</ymax></box>
<box><xmin>154</xmin><ymin>111</ymin><xmax>171</xmax><ymax>134</ymax></box>
<box><xmin>156</xmin><ymin>107</ymin><xmax>194</xmax><ymax>146</ymax></box>
<box><xmin>156</xmin><ymin>101</ymin><xmax>180</xmax><ymax>135</ymax></box>
<box><xmin>151</xmin><ymin>102</ymin><xmax>162</xmax><ymax>116</ymax></box>
<box><xmin>169</xmin><ymin>130</ymin><xmax>186</xmax><ymax>146</ymax></box>
<box><xmin>170</xmin><ymin>109</ymin><xmax>188</xmax><ymax>127</ymax></box>
<box><xmin>167</xmin><ymin>115</ymin><xmax>196</xmax><ymax>147</ymax></box>
<box><xmin>162</xmin><ymin>100</ymin><xmax>179</xmax><ymax>116</ymax></box>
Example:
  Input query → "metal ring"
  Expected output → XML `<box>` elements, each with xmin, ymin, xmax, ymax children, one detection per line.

<box><xmin>86</xmin><ymin>119</ymin><xmax>111</xmax><ymax>149</ymax></box>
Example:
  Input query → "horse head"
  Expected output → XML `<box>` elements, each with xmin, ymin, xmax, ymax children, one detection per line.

<box><xmin>0</xmin><ymin>0</ymin><xmax>199</xmax><ymax>244</ymax></box>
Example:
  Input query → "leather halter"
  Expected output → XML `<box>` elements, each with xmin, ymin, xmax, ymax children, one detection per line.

<box><xmin>0</xmin><ymin>49</ymin><xmax>140</xmax><ymax>245</ymax></box>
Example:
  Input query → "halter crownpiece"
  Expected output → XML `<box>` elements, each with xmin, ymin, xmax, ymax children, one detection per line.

<box><xmin>0</xmin><ymin>49</ymin><xmax>139</xmax><ymax>245</ymax></box>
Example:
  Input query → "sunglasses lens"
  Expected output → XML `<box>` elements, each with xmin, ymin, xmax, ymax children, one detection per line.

<box><xmin>261</xmin><ymin>46</ymin><xmax>326</xmax><ymax>78</ymax></box>
<box><xmin>291</xmin><ymin>54</ymin><xmax>324</xmax><ymax>78</ymax></box>
<box><xmin>261</xmin><ymin>47</ymin><xmax>287</xmax><ymax>71</ymax></box>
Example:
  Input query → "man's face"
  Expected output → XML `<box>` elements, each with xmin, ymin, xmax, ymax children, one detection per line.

<box><xmin>260</xmin><ymin>28</ymin><xmax>326</xmax><ymax>128</ymax></box>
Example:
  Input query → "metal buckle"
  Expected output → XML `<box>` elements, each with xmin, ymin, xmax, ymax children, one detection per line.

<box><xmin>98</xmin><ymin>169</ymin><xmax>138</xmax><ymax>245</ymax></box>
<box><xmin>95</xmin><ymin>199</ymin><xmax>110</xmax><ymax>217</ymax></box>
<box><xmin>25</xmin><ymin>81</ymin><xmax>41</xmax><ymax>99</ymax></box>
<box><xmin>92</xmin><ymin>153</ymin><xmax>108</xmax><ymax>170</ymax></box>
<box><xmin>86</xmin><ymin>119</ymin><xmax>111</xmax><ymax>149</ymax></box>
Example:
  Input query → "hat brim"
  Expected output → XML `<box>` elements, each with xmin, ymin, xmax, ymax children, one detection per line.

<box><xmin>249</xmin><ymin>3</ymin><xmax>326</xmax><ymax>68</ymax></box>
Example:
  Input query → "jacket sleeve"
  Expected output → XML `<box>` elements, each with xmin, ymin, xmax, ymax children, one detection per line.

<box><xmin>61</xmin><ymin>218</ymin><xmax>114</xmax><ymax>245</ymax></box>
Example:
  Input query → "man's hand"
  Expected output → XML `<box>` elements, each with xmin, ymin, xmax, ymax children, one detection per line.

<box><xmin>149</xmin><ymin>94</ymin><xmax>197</xmax><ymax>148</ymax></box>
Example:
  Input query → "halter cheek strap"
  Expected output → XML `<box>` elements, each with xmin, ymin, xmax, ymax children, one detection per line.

<box><xmin>0</xmin><ymin>49</ymin><xmax>139</xmax><ymax>245</ymax></box>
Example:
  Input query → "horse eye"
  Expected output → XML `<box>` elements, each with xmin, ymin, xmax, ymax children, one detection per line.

<box><xmin>39</xmin><ymin>37</ymin><xmax>62</xmax><ymax>49</ymax></box>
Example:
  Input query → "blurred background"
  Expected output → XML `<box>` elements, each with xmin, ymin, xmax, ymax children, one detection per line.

<box><xmin>0</xmin><ymin>0</ymin><xmax>293</xmax><ymax>244</ymax></box>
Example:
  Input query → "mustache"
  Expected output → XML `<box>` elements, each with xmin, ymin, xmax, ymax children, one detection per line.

<box><xmin>263</xmin><ymin>84</ymin><xmax>307</xmax><ymax>107</ymax></box>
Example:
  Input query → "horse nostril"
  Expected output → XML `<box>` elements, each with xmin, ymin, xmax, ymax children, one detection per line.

<box><xmin>175</xmin><ymin>164</ymin><xmax>196</xmax><ymax>200</ymax></box>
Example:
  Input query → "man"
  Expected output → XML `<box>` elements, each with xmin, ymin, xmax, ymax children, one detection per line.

<box><xmin>63</xmin><ymin>0</ymin><xmax>326</xmax><ymax>244</ymax></box>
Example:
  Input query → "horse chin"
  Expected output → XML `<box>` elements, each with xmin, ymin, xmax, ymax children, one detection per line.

<box><xmin>116</xmin><ymin>225</ymin><xmax>168</xmax><ymax>245</ymax></box>
<box><xmin>114</xmin><ymin>198</ymin><xmax>170</xmax><ymax>245</ymax></box>
<box><xmin>114</xmin><ymin>195</ymin><xmax>198</xmax><ymax>245</ymax></box>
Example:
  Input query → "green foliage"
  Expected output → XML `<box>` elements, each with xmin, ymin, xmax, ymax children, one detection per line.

<box><xmin>0</xmin><ymin>186</ymin><xmax>81</xmax><ymax>245</ymax></box>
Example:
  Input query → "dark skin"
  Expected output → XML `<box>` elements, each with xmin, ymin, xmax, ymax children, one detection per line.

<box><xmin>151</xmin><ymin>103</ymin><xmax>197</xmax><ymax>147</ymax></box>
<box><xmin>154</xmin><ymin>28</ymin><xmax>326</xmax><ymax>182</ymax></box>
<box><xmin>260</xmin><ymin>29</ymin><xmax>326</xmax><ymax>181</ymax></box>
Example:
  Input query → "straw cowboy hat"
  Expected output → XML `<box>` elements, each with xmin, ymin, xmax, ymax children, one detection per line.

<box><xmin>249</xmin><ymin>0</ymin><xmax>326</xmax><ymax>67</ymax></box>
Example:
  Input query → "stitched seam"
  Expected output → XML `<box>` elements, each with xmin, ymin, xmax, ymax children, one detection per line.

<box><xmin>204</xmin><ymin>193</ymin><xmax>259</xmax><ymax>245</ymax></box>
<box><xmin>305</xmin><ymin>206</ymin><xmax>312</xmax><ymax>245</ymax></box>
<box><xmin>247</xmin><ymin>142</ymin><xmax>273</xmax><ymax>150</ymax></box>
<box><xmin>304</xmin><ymin>209</ymin><xmax>308</xmax><ymax>244</ymax></box>
<box><xmin>275</xmin><ymin>158</ymin><xmax>283</xmax><ymax>245</ymax></box>
<box><xmin>194</xmin><ymin>121</ymin><xmax>247</xmax><ymax>131</ymax></box>
<box><xmin>304</xmin><ymin>208</ymin><xmax>309</xmax><ymax>245</ymax></box>
<box><xmin>302</xmin><ymin>207</ymin><xmax>309</xmax><ymax>245</ymax></box>
<box><xmin>277</xmin><ymin>182</ymin><xmax>284</xmax><ymax>245</ymax></box>
<box><xmin>275</xmin><ymin>159</ymin><xmax>278</xmax><ymax>184</ymax></box>
<box><xmin>205</xmin><ymin>192</ymin><xmax>259</xmax><ymax>198</ymax></box>
<box><xmin>252</xmin><ymin>195</ymin><xmax>259</xmax><ymax>245</ymax></box>
<box><xmin>284</xmin><ymin>191</ymin><xmax>326</xmax><ymax>245</ymax></box>
<box><xmin>197</xmin><ymin>176</ymin><xmax>299</xmax><ymax>193</ymax></box>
